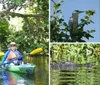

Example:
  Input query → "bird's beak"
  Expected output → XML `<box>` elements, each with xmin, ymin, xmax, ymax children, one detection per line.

<box><xmin>79</xmin><ymin>11</ymin><xmax>84</xmax><ymax>13</ymax></box>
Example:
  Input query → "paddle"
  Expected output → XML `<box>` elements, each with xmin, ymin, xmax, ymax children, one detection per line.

<box><xmin>0</xmin><ymin>48</ymin><xmax>43</xmax><ymax>66</ymax></box>
<box><xmin>25</xmin><ymin>48</ymin><xmax>43</xmax><ymax>56</ymax></box>
<box><xmin>29</xmin><ymin>48</ymin><xmax>43</xmax><ymax>55</ymax></box>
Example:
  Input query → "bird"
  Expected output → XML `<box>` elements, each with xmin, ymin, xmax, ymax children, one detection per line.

<box><xmin>68</xmin><ymin>10</ymin><xmax>84</xmax><ymax>41</ymax></box>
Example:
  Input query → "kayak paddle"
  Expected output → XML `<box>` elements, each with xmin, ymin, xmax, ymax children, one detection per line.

<box><xmin>29</xmin><ymin>48</ymin><xmax>43</xmax><ymax>55</ymax></box>
<box><xmin>0</xmin><ymin>48</ymin><xmax>43</xmax><ymax>66</ymax></box>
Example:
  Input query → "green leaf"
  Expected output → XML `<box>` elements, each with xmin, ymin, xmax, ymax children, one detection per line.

<box><xmin>11</xmin><ymin>0</ymin><xmax>25</xmax><ymax>5</ymax></box>
<box><xmin>57</xmin><ymin>10</ymin><xmax>62</xmax><ymax>13</ymax></box>
<box><xmin>54</xmin><ymin>3</ymin><xmax>61</xmax><ymax>9</ymax></box>
<box><xmin>84</xmin><ymin>16</ymin><xmax>89</xmax><ymax>19</ymax></box>
<box><xmin>85</xmin><ymin>10</ymin><xmax>95</xmax><ymax>16</ymax></box>
<box><xmin>63</xmin><ymin>22</ymin><xmax>68</xmax><ymax>27</ymax></box>
<box><xmin>54</xmin><ymin>1</ymin><xmax>63</xmax><ymax>9</ymax></box>
<box><xmin>58</xmin><ymin>18</ymin><xmax>64</xmax><ymax>23</ymax></box>
<box><xmin>87</xmin><ymin>30</ymin><xmax>95</xmax><ymax>33</ymax></box>
<box><xmin>84</xmin><ymin>32</ymin><xmax>94</xmax><ymax>40</ymax></box>
<box><xmin>79</xmin><ymin>39</ymin><xmax>86</xmax><ymax>42</ymax></box>
<box><xmin>90</xmin><ymin>20</ymin><xmax>94</xmax><ymax>23</ymax></box>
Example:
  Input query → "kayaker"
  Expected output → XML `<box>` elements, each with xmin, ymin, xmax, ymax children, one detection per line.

<box><xmin>1</xmin><ymin>42</ymin><xmax>23</xmax><ymax>65</ymax></box>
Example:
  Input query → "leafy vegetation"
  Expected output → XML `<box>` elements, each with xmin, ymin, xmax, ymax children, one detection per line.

<box><xmin>50</xmin><ymin>0</ymin><xmax>95</xmax><ymax>42</ymax></box>
<box><xmin>0</xmin><ymin>51</ymin><xmax>4</xmax><ymax>61</ymax></box>
<box><xmin>51</xmin><ymin>44</ymin><xmax>100</xmax><ymax>64</ymax></box>
<box><xmin>0</xmin><ymin>0</ymin><xmax>49</xmax><ymax>54</ymax></box>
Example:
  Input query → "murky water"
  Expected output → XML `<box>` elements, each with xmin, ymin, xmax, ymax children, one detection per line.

<box><xmin>51</xmin><ymin>64</ymin><xmax>100</xmax><ymax>85</ymax></box>
<box><xmin>0</xmin><ymin>56</ymin><xmax>49</xmax><ymax>85</ymax></box>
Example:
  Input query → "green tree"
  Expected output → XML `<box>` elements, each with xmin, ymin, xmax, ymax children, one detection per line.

<box><xmin>50</xmin><ymin>0</ymin><xmax>95</xmax><ymax>42</ymax></box>
<box><xmin>0</xmin><ymin>0</ymin><xmax>49</xmax><ymax>54</ymax></box>
<box><xmin>0</xmin><ymin>18</ymin><xmax>10</xmax><ymax>48</ymax></box>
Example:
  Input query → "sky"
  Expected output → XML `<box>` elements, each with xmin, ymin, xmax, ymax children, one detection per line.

<box><xmin>51</xmin><ymin>0</ymin><xmax>100</xmax><ymax>42</ymax></box>
<box><xmin>0</xmin><ymin>4</ymin><xmax>24</xmax><ymax>31</ymax></box>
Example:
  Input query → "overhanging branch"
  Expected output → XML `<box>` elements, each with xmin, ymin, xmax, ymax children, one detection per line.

<box><xmin>0</xmin><ymin>11</ymin><xmax>44</xmax><ymax>18</ymax></box>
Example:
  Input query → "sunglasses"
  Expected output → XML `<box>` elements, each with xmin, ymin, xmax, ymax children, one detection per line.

<box><xmin>10</xmin><ymin>45</ymin><xmax>16</xmax><ymax>47</ymax></box>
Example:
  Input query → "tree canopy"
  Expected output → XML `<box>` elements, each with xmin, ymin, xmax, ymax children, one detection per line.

<box><xmin>50</xmin><ymin>0</ymin><xmax>95</xmax><ymax>42</ymax></box>
<box><xmin>0</xmin><ymin>0</ymin><xmax>49</xmax><ymax>54</ymax></box>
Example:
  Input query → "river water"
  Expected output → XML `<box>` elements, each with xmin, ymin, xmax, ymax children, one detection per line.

<box><xmin>51</xmin><ymin>64</ymin><xmax>100</xmax><ymax>85</ymax></box>
<box><xmin>0</xmin><ymin>56</ymin><xmax>49</xmax><ymax>85</ymax></box>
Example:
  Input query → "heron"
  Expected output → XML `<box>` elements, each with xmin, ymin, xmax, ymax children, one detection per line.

<box><xmin>69</xmin><ymin>10</ymin><xmax>84</xmax><ymax>41</ymax></box>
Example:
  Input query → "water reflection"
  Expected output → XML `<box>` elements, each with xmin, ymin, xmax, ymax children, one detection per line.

<box><xmin>25</xmin><ymin>56</ymin><xmax>49</xmax><ymax>85</ymax></box>
<box><xmin>0</xmin><ymin>70</ymin><xmax>34</xmax><ymax>85</ymax></box>
<box><xmin>51</xmin><ymin>64</ymin><xmax>100</xmax><ymax>85</ymax></box>
<box><xmin>0</xmin><ymin>56</ymin><xmax>48</xmax><ymax>85</ymax></box>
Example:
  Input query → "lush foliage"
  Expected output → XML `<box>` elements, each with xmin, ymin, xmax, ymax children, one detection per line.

<box><xmin>0</xmin><ymin>51</ymin><xmax>4</xmax><ymax>61</ymax></box>
<box><xmin>0</xmin><ymin>0</ymin><xmax>49</xmax><ymax>54</ymax></box>
<box><xmin>51</xmin><ymin>0</ymin><xmax>95</xmax><ymax>42</ymax></box>
<box><xmin>51</xmin><ymin>44</ymin><xmax>100</xmax><ymax>64</ymax></box>
<box><xmin>0</xmin><ymin>18</ymin><xmax>10</xmax><ymax>48</ymax></box>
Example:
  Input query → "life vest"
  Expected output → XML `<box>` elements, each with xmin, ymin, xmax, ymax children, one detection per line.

<box><xmin>7</xmin><ymin>51</ymin><xmax>20</xmax><ymax>60</ymax></box>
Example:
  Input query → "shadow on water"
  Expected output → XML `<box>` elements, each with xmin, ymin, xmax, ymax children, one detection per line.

<box><xmin>0</xmin><ymin>56</ymin><xmax>49</xmax><ymax>85</ymax></box>
<box><xmin>51</xmin><ymin>64</ymin><xmax>100</xmax><ymax>85</ymax></box>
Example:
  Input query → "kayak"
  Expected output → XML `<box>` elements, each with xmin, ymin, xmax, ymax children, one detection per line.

<box><xmin>0</xmin><ymin>48</ymin><xmax>41</xmax><ymax>74</ymax></box>
<box><xmin>1</xmin><ymin>63</ymin><xmax>36</xmax><ymax>74</ymax></box>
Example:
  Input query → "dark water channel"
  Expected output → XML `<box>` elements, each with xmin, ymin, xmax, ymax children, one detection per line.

<box><xmin>0</xmin><ymin>56</ymin><xmax>49</xmax><ymax>85</ymax></box>
<box><xmin>51</xmin><ymin>64</ymin><xmax>100</xmax><ymax>85</ymax></box>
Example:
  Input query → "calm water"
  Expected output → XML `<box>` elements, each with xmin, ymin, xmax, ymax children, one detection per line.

<box><xmin>0</xmin><ymin>56</ymin><xmax>49</xmax><ymax>85</ymax></box>
<box><xmin>51</xmin><ymin>64</ymin><xmax>100</xmax><ymax>85</ymax></box>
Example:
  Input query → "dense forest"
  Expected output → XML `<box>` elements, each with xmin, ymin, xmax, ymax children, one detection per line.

<box><xmin>0</xmin><ymin>0</ymin><xmax>49</xmax><ymax>54</ymax></box>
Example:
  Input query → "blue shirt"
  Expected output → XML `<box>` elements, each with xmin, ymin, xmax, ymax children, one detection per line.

<box><xmin>1</xmin><ymin>49</ymin><xmax>23</xmax><ymax>64</ymax></box>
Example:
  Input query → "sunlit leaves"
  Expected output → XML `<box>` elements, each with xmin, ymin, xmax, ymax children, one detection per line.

<box><xmin>85</xmin><ymin>10</ymin><xmax>95</xmax><ymax>16</ymax></box>
<box><xmin>11</xmin><ymin>0</ymin><xmax>25</xmax><ymax>5</ymax></box>
<box><xmin>51</xmin><ymin>44</ymin><xmax>100</xmax><ymax>64</ymax></box>
<box><xmin>54</xmin><ymin>0</ymin><xmax>63</xmax><ymax>9</ymax></box>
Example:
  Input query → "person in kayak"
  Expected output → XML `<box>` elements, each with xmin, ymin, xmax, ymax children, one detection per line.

<box><xmin>1</xmin><ymin>42</ymin><xmax>23</xmax><ymax>65</ymax></box>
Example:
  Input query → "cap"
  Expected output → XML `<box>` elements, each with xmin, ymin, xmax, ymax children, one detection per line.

<box><xmin>10</xmin><ymin>42</ymin><xmax>16</xmax><ymax>45</ymax></box>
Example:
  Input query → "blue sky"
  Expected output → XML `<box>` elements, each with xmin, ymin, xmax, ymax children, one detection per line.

<box><xmin>51</xmin><ymin>0</ymin><xmax>100</xmax><ymax>42</ymax></box>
